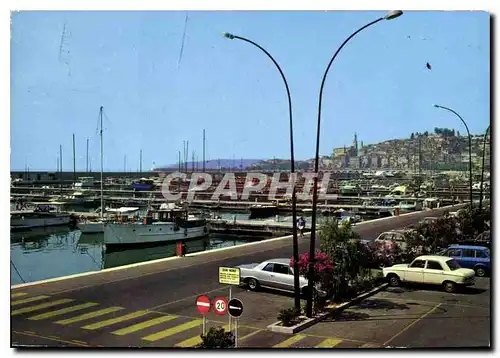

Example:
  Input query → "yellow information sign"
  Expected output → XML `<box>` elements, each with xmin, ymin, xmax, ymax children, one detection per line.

<box><xmin>219</xmin><ymin>267</ymin><xmax>241</xmax><ymax>285</ymax></box>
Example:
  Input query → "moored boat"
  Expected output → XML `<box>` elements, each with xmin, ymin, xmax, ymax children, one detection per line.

<box><xmin>11</xmin><ymin>205</ymin><xmax>71</xmax><ymax>230</ymax></box>
<box><xmin>103</xmin><ymin>204</ymin><xmax>209</xmax><ymax>251</ymax></box>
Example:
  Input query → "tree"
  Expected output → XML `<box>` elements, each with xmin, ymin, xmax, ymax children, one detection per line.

<box><xmin>410</xmin><ymin>132</ymin><xmax>415</xmax><ymax>140</ymax></box>
<box><xmin>424</xmin><ymin>131</ymin><xmax>429</xmax><ymax>137</ymax></box>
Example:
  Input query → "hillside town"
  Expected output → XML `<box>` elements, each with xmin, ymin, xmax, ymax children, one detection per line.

<box><xmin>250</xmin><ymin>128</ymin><xmax>490</xmax><ymax>172</ymax></box>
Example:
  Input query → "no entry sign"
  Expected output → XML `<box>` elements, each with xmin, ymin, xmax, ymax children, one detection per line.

<box><xmin>228</xmin><ymin>298</ymin><xmax>243</xmax><ymax>318</ymax></box>
<box><xmin>196</xmin><ymin>295</ymin><xmax>211</xmax><ymax>315</ymax></box>
<box><xmin>213</xmin><ymin>297</ymin><xmax>228</xmax><ymax>316</ymax></box>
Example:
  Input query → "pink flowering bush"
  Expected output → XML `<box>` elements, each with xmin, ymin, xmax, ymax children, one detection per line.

<box><xmin>290</xmin><ymin>250</ymin><xmax>334</xmax><ymax>284</ymax></box>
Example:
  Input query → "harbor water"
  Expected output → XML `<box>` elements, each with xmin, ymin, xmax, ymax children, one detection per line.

<box><xmin>10</xmin><ymin>212</ymin><xmax>295</xmax><ymax>286</ymax></box>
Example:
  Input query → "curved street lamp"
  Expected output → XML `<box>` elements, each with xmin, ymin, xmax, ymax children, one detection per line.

<box><xmin>306</xmin><ymin>10</ymin><xmax>403</xmax><ymax>318</ymax></box>
<box><xmin>479</xmin><ymin>125</ymin><xmax>490</xmax><ymax>210</ymax></box>
<box><xmin>433</xmin><ymin>104</ymin><xmax>473</xmax><ymax>207</ymax></box>
<box><xmin>223</xmin><ymin>33</ymin><xmax>302</xmax><ymax>311</ymax></box>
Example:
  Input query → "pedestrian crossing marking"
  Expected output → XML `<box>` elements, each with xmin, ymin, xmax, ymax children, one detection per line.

<box><xmin>12</xmin><ymin>295</ymin><xmax>50</xmax><ymax>306</ymax></box>
<box><xmin>360</xmin><ymin>342</ymin><xmax>381</xmax><ymax>348</ymax></box>
<box><xmin>112</xmin><ymin>314</ymin><xmax>178</xmax><ymax>336</ymax></box>
<box><xmin>82</xmin><ymin>310</ymin><xmax>151</xmax><ymax>330</ymax></box>
<box><xmin>11</xmin><ymin>292</ymin><xmax>28</xmax><ymax>298</ymax></box>
<box><xmin>175</xmin><ymin>324</ymin><xmax>230</xmax><ymax>348</ymax></box>
<box><xmin>12</xmin><ymin>299</ymin><xmax>74</xmax><ymax>316</ymax></box>
<box><xmin>273</xmin><ymin>334</ymin><xmax>307</xmax><ymax>348</ymax></box>
<box><xmin>142</xmin><ymin>319</ymin><xmax>203</xmax><ymax>342</ymax></box>
<box><xmin>315</xmin><ymin>338</ymin><xmax>343</xmax><ymax>348</ymax></box>
<box><xmin>28</xmin><ymin>302</ymin><xmax>100</xmax><ymax>321</ymax></box>
<box><xmin>55</xmin><ymin>307</ymin><xmax>123</xmax><ymax>325</ymax></box>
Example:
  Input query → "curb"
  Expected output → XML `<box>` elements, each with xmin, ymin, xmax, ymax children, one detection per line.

<box><xmin>267</xmin><ymin>282</ymin><xmax>389</xmax><ymax>334</ymax></box>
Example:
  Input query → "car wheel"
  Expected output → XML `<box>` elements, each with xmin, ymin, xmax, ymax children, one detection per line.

<box><xmin>475</xmin><ymin>267</ymin><xmax>487</xmax><ymax>277</ymax></box>
<box><xmin>387</xmin><ymin>274</ymin><xmax>400</xmax><ymax>287</ymax></box>
<box><xmin>247</xmin><ymin>278</ymin><xmax>259</xmax><ymax>291</ymax></box>
<box><xmin>443</xmin><ymin>281</ymin><xmax>456</xmax><ymax>293</ymax></box>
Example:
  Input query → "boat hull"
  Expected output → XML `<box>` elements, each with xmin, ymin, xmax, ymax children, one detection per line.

<box><xmin>10</xmin><ymin>213</ymin><xmax>70</xmax><ymax>230</ymax></box>
<box><xmin>104</xmin><ymin>222</ymin><xmax>210</xmax><ymax>249</ymax></box>
<box><xmin>78</xmin><ymin>222</ymin><xmax>105</xmax><ymax>234</ymax></box>
<box><xmin>249</xmin><ymin>206</ymin><xmax>278</xmax><ymax>219</ymax></box>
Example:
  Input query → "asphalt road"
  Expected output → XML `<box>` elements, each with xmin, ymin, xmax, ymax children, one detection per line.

<box><xmin>301</xmin><ymin>277</ymin><xmax>491</xmax><ymax>348</ymax></box>
<box><xmin>11</xmin><ymin>205</ymin><xmax>465</xmax><ymax>348</ymax></box>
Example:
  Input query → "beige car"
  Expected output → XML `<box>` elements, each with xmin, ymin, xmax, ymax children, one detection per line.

<box><xmin>383</xmin><ymin>255</ymin><xmax>475</xmax><ymax>293</ymax></box>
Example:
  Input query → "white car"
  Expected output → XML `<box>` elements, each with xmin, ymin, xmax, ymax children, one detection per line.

<box><xmin>383</xmin><ymin>255</ymin><xmax>475</xmax><ymax>293</ymax></box>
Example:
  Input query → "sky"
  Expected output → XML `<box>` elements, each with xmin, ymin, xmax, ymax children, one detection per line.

<box><xmin>10</xmin><ymin>10</ymin><xmax>490</xmax><ymax>171</ymax></box>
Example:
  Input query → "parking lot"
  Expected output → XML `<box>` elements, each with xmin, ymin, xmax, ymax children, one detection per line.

<box><xmin>301</xmin><ymin>277</ymin><xmax>491</xmax><ymax>348</ymax></box>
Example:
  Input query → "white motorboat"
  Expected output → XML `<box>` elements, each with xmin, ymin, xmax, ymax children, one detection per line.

<box><xmin>104</xmin><ymin>204</ymin><xmax>209</xmax><ymax>250</ymax></box>
<box><xmin>11</xmin><ymin>205</ymin><xmax>70</xmax><ymax>230</ymax></box>
<box><xmin>78</xmin><ymin>207</ymin><xmax>140</xmax><ymax>234</ymax></box>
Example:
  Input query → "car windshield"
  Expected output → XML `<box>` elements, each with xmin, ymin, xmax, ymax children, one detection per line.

<box><xmin>446</xmin><ymin>259</ymin><xmax>461</xmax><ymax>270</ymax></box>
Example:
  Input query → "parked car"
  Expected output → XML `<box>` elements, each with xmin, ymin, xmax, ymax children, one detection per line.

<box><xmin>237</xmin><ymin>258</ymin><xmax>313</xmax><ymax>295</ymax></box>
<box><xmin>382</xmin><ymin>255</ymin><xmax>475</xmax><ymax>293</ymax></box>
<box><xmin>374</xmin><ymin>229</ymin><xmax>421</xmax><ymax>250</ymax></box>
<box><xmin>438</xmin><ymin>245</ymin><xmax>491</xmax><ymax>277</ymax></box>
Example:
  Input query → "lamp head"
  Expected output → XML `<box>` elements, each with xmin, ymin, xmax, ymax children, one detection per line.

<box><xmin>223</xmin><ymin>32</ymin><xmax>235</xmax><ymax>39</ymax></box>
<box><xmin>433</xmin><ymin>104</ymin><xmax>440</xmax><ymax>108</ymax></box>
<box><xmin>384</xmin><ymin>10</ymin><xmax>403</xmax><ymax>20</ymax></box>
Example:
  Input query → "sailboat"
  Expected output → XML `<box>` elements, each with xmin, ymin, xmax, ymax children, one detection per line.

<box><xmin>78</xmin><ymin>106</ymin><xmax>106</xmax><ymax>234</ymax></box>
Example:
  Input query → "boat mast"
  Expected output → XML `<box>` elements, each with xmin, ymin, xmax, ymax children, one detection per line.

<box><xmin>100</xmin><ymin>106</ymin><xmax>104</xmax><ymax>219</ymax></box>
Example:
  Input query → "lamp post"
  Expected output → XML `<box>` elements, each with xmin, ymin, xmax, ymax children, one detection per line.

<box><xmin>479</xmin><ymin>125</ymin><xmax>490</xmax><ymax>210</ymax></box>
<box><xmin>433</xmin><ymin>105</ymin><xmax>473</xmax><ymax>207</ymax></box>
<box><xmin>306</xmin><ymin>10</ymin><xmax>403</xmax><ymax>318</ymax></box>
<box><xmin>223</xmin><ymin>32</ymin><xmax>301</xmax><ymax>311</ymax></box>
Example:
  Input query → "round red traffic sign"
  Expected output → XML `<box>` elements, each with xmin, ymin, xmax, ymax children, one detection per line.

<box><xmin>195</xmin><ymin>295</ymin><xmax>211</xmax><ymax>315</ymax></box>
<box><xmin>213</xmin><ymin>297</ymin><xmax>228</xmax><ymax>316</ymax></box>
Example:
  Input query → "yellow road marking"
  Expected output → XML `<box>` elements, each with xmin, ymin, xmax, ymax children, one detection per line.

<box><xmin>360</xmin><ymin>342</ymin><xmax>381</xmax><ymax>348</ymax></box>
<box><xmin>175</xmin><ymin>324</ymin><xmax>230</xmax><ymax>347</ymax></box>
<box><xmin>273</xmin><ymin>334</ymin><xmax>307</xmax><ymax>348</ymax></box>
<box><xmin>12</xmin><ymin>299</ymin><xmax>74</xmax><ymax>316</ymax></box>
<box><xmin>142</xmin><ymin>319</ymin><xmax>202</xmax><ymax>342</ymax></box>
<box><xmin>55</xmin><ymin>307</ymin><xmax>123</xmax><ymax>325</ymax></box>
<box><xmin>11</xmin><ymin>295</ymin><xmax>50</xmax><ymax>306</ymax></box>
<box><xmin>82</xmin><ymin>310</ymin><xmax>151</xmax><ymax>330</ymax></box>
<box><xmin>71</xmin><ymin>340</ymin><xmax>88</xmax><ymax>345</ymax></box>
<box><xmin>12</xmin><ymin>330</ymin><xmax>90</xmax><ymax>347</ymax></box>
<box><xmin>238</xmin><ymin>329</ymin><xmax>262</xmax><ymax>343</ymax></box>
<box><xmin>112</xmin><ymin>314</ymin><xmax>178</xmax><ymax>336</ymax></box>
<box><xmin>11</xmin><ymin>292</ymin><xmax>28</xmax><ymax>298</ymax></box>
<box><xmin>383</xmin><ymin>303</ymin><xmax>442</xmax><ymax>346</ymax></box>
<box><xmin>29</xmin><ymin>302</ymin><xmax>99</xmax><ymax>321</ymax></box>
<box><xmin>315</xmin><ymin>338</ymin><xmax>343</xmax><ymax>348</ymax></box>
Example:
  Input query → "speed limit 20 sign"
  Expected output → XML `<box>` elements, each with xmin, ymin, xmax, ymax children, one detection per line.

<box><xmin>213</xmin><ymin>297</ymin><xmax>228</xmax><ymax>316</ymax></box>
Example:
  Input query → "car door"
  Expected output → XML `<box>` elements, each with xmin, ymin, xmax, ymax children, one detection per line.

<box><xmin>258</xmin><ymin>263</ymin><xmax>275</xmax><ymax>287</ymax></box>
<box><xmin>460</xmin><ymin>249</ymin><xmax>476</xmax><ymax>269</ymax></box>
<box><xmin>272</xmin><ymin>263</ymin><xmax>295</xmax><ymax>291</ymax></box>
<box><xmin>404</xmin><ymin>259</ymin><xmax>425</xmax><ymax>283</ymax></box>
<box><xmin>423</xmin><ymin>260</ymin><xmax>445</xmax><ymax>285</ymax></box>
<box><xmin>475</xmin><ymin>249</ymin><xmax>491</xmax><ymax>271</ymax></box>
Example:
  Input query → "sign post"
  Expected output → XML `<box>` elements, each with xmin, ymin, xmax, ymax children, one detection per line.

<box><xmin>195</xmin><ymin>295</ymin><xmax>211</xmax><ymax>336</ymax></box>
<box><xmin>228</xmin><ymin>298</ymin><xmax>244</xmax><ymax>348</ymax></box>
<box><xmin>218</xmin><ymin>267</ymin><xmax>240</xmax><ymax>334</ymax></box>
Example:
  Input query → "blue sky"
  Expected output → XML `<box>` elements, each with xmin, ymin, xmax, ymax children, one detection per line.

<box><xmin>11</xmin><ymin>10</ymin><xmax>490</xmax><ymax>171</ymax></box>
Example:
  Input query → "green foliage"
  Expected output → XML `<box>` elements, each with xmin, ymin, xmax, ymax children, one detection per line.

<box><xmin>278</xmin><ymin>307</ymin><xmax>301</xmax><ymax>327</ymax></box>
<box><xmin>196</xmin><ymin>326</ymin><xmax>235</xmax><ymax>348</ymax></box>
<box><xmin>319</xmin><ymin>218</ymin><xmax>363</xmax><ymax>281</ymax></box>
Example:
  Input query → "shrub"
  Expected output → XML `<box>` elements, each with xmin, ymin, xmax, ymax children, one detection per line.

<box><xmin>290</xmin><ymin>250</ymin><xmax>335</xmax><ymax>286</ymax></box>
<box><xmin>318</xmin><ymin>218</ymin><xmax>363</xmax><ymax>280</ymax></box>
<box><xmin>196</xmin><ymin>326</ymin><xmax>234</xmax><ymax>348</ymax></box>
<box><xmin>278</xmin><ymin>307</ymin><xmax>301</xmax><ymax>327</ymax></box>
